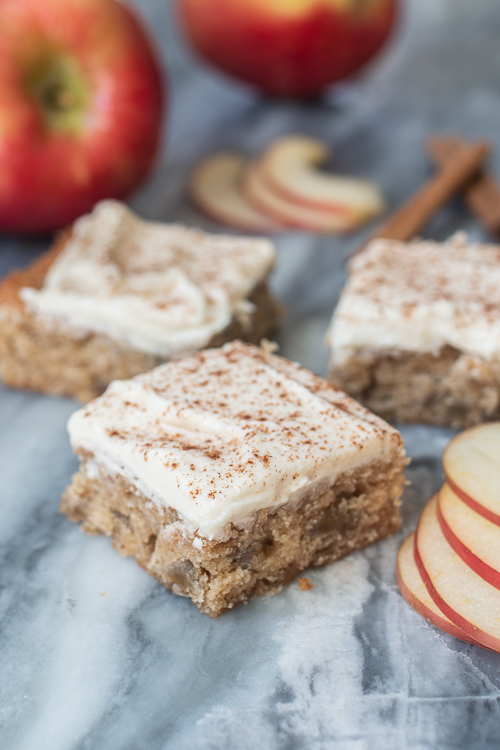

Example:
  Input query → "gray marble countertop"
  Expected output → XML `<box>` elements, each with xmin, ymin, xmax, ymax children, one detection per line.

<box><xmin>2</xmin><ymin>1</ymin><xmax>500</xmax><ymax>748</ymax></box>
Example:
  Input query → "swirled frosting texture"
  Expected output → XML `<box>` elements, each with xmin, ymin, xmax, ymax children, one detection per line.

<box><xmin>21</xmin><ymin>201</ymin><xmax>275</xmax><ymax>357</ymax></box>
<box><xmin>68</xmin><ymin>341</ymin><xmax>404</xmax><ymax>539</ymax></box>
<box><xmin>328</xmin><ymin>233</ymin><xmax>500</xmax><ymax>363</ymax></box>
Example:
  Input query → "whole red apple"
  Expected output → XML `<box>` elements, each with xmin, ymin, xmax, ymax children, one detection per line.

<box><xmin>178</xmin><ymin>0</ymin><xmax>397</xmax><ymax>98</ymax></box>
<box><xmin>0</xmin><ymin>0</ymin><xmax>164</xmax><ymax>235</ymax></box>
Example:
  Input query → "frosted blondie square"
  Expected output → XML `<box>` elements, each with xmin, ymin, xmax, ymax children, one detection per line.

<box><xmin>328</xmin><ymin>233</ymin><xmax>500</xmax><ymax>428</ymax></box>
<box><xmin>0</xmin><ymin>200</ymin><xmax>280</xmax><ymax>402</ymax></box>
<box><xmin>61</xmin><ymin>341</ymin><xmax>407</xmax><ymax>617</ymax></box>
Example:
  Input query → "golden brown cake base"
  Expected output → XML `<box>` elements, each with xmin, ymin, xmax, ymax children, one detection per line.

<box><xmin>61</xmin><ymin>451</ymin><xmax>407</xmax><ymax>617</ymax></box>
<box><xmin>329</xmin><ymin>346</ymin><xmax>500</xmax><ymax>428</ymax></box>
<box><xmin>0</xmin><ymin>234</ymin><xmax>282</xmax><ymax>402</ymax></box>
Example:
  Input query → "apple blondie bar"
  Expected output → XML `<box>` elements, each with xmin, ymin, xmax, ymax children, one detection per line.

<box><xmin>61</xmin><ymin>340</ymin><xmax>407</xmax><ymax>617</ymax></box>
<box><xmin>328</xmin><ymin>233</ymin><xmax>500</xmax><ymax>428</ymax></box>
<box><xmin>0</xmin><ymin>200</ymin><xmax>281</xmax><ymax>402</ymax></box>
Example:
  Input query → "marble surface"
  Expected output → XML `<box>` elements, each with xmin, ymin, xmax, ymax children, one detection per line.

<box><xmin>2</xmin><ymin>0</ymin><xmax>500</xmax><ymax>747</ymax></box>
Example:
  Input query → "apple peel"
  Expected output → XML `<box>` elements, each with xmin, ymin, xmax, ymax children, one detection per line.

<box><xmin>438</xmin><ymin>483</ymin><xmax>500</xmax><ymax>590</ymax></box>
<box><xmin>396</xmin><ymin>532</ymin><xmax>484</xmax><ymax>648</ymax></box>
<box><xmin>415</xmin><ymin>495</ymin><xmax>500</xmax><ymax>653</ymax></box>
<box><xmin>443</xmin><ymin>422</ymin><xmax>500</xmax><ymax>527</ymax></box>
<box><xmin>258</xmin><ymin>136</ymin><xmax>385</xmax><ymax>219</ymax></box>
<box><xmin>189</xmin><ymin>153</ymin><xmax>281</xmax><ymax>233</ymax></box>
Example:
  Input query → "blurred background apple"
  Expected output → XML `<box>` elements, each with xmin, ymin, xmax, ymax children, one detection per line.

<box><xmin>0</xmin><ymin>0</ymin><xmax>164</xmax><ymax>235</ymax></box>
<box><xmin>177</xmin><ymin>0</ymin><xmax>398</xmax><ymax>98</ymax></box>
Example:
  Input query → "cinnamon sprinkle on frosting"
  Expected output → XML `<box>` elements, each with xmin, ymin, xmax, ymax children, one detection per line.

<box><xmin>20</xmin><ymin>200</ymin><xmax>276</xmax><ymax>358</ymax></box>
<box><xmin>328</xmin><ymin>233</ymin><xmax>500</xmax><ymax>362</ymax></box>
<box><xmin>68</xmin><ymin>341</ymin><xmax>404</xmax><ymax>539</ymax></box>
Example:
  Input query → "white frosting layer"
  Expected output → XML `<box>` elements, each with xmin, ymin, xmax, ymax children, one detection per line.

<box><xmin>67</xmin><ymin>341</ymin><xmax>404</xmax><ymax>539</ymax></box>
<box><xmin>21</xmin><ymin>201</ymin><xmax>275</xmax><ymax>358</ymax></box>
<box><xmin>328</xmin><ymin>233</ymin><xmax>500</xmax><ymax>363</ymax></box>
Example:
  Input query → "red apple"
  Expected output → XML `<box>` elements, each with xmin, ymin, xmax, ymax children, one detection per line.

<box><xmin>414</xmin><ymin>494</ymin><xmax>500</xmax><ymax>653</ymax></box>
<box><xmin>443</xmin><ymin>422</ymin><xmax>500</xmax><ymax>527</ymax></box>
<box><xmin>178</xmin><ymin>0</ymin><xmax>398</xmax><ymax>98</ymax></box>
<box><xmin>395</xmin><ymin>532</ymin><xmax>484</xmax><ymax>648</ymax></box>
<box><xmin>438</xmin><ymin>483</ymin><xmax>500</xmax><ymax>590</ymax></box>
<box><xmin>0</xmin><ymin>0</ymin><xmax>164</xmax><ymax>235</ymax></box>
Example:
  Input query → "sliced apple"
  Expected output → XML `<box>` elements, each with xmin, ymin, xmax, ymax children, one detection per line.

<box><xmin>443</xmin><ymin>422</ymin><xmax>500</xmax><ymax>526</ymax></box>
<box><xmin>415</xmin><ymin>494</ymin><xmax>500</xmax><ymax>652</ymax></box>
<box><xmin>243</xmin><ymin>161</ymin><xmax>355</xmax><ymax>233</ymax></box>
<box><xmin>258</xmin><ymin>136</ymin><xmax>385</xmax><ymax>220</ymax></box>
<box><xmin>438</xmin><ymin>483</ymin><xmax>500</xmax><ymax>590</ymax></box>
<box><xmin>189</xmin><ymin>153</ymin><xmax>282</xmax><ymax>233</ymax></box>
<box><xmin>396</xmin><ymin>532</ymin><xmax>484</xmax><ymax>647</ymax></box>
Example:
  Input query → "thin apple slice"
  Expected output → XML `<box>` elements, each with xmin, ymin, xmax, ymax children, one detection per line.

<box><xmin>396</xmin><ymin>532</ymin><xmax>484</xmax><ymax>647</ymax></box>
<box><xmin>415</xmin><ymin>494</ymin><xmax>500</xmax><ymax>652</ymax></box>
<box><xmin>438</xmin><ymin>483</ymin><xmax>500</xmax><ymax>589</ymax></box>
<box><xmin>243</xmin><ymin>162</ymin><xmax>356</xmax><ymax>233</ymax></box>
<box><xmin>443</xmin><ymin>422</ymin><xmax>500</xmax><ymax>526</ymax></box>
<box><xmin>189</xmin><ymin>153</ymin><xmax>282</xmax><ymax>233</ymax></box>
<box><xmin>258</xmin><ymin>135</ymin><xmax>385</xmax><ymax>219</ymax></box>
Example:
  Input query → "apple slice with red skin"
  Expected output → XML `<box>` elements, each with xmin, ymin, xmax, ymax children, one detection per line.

<box><xmin>189</xmin><ymin>153</ymin><xmax>282</xmax><ymax>233</ymax></box>
<box><xmin>243</xmin><ymin>161</ymin><xmax>356</xmax><ymax>233</ymax></box>
<box><xmin>415</xmin><ymin>494</ymin><xmax>500</xmax><ymax>652</ymax></box>
<box><xmin>257</xmin><ymin>136</ymin><xmax>385</xmax><ymax>219</ymax></box>
<box><xmin>443</xmin><ymin>422</ymin><xmax>500</xmax><ymax>527</ymax></box>
<box><xmin>396</xmin><ymin>532</ymin><xmax>485</xmax><ymax>647</ymax></box>
<box><xmin>438</xmin><ymin>482</ymin><xmax>500</xmax><ymax>590</ymax></box>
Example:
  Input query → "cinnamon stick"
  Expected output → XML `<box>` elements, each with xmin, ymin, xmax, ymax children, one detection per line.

<box><xmin>427</xmin><ymin>135</ymin><xmax>500</xmax><ymax>238</ymax></box>
<box><xmin>367</xmin><ymin>139</ymin><xmax>489</xmax><ymax>245</ymax></box>
<box><xmin>373</xmin><ymin>141</ymin><xmax>490</xmax><ymax>242</ymax></box>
